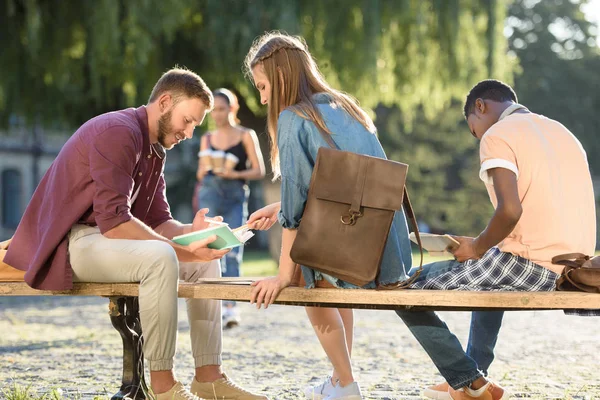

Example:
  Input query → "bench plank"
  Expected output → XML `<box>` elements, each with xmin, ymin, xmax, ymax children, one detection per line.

<box><xmin>1</xmin><ymin>281</ymin><xmax>599</xmax><ymax>311</ymax></box>
<box><xmin>0</xmin><ymin>282</ymin><xmax>139</xmax><ymax>297</ymax></box>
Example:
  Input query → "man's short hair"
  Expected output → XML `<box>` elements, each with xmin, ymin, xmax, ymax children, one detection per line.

<box><xmin>463</xmin><ymin>79</ymin><xmax>518</xmax><ymax>118</ymax></box>
<box><xmin>148</xmin><ymin>67</ymin><xmax>214</xmax><ymax>110</ymax></box>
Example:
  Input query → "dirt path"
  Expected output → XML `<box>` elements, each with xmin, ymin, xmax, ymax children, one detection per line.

<box><xmin>1</xmin><ymin>296</ymin><xmax>598</xmax><ymax>399</ymax></box>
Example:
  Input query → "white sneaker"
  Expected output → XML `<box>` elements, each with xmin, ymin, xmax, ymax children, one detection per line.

<box><xmin>222</xmin><ymin>305</ymin><xmax>241</xmax><ymax>329</ymax></box>
<box><xmin>324</xmin><ymin>382</ymin><xmax>363</xmax><ymax>400</ymax></box>
<box><xmin>303</xmin><ymin>376</ymin><xmax>336</xmax><ymax>399</ymax></box>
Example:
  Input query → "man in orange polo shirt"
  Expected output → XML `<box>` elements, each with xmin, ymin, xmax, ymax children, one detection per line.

<box><xmin>396</xmin><ymin>79</ymin><xmax>596</xmax><ymax>400</ymax></box>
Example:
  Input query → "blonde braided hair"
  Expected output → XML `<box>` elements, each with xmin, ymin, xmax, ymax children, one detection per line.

<box><xmin>244</xmin><ymin>31</ymin><xmax>375</xmax><ymax>179</ymax></box>
<box><xmin>256</xmin><ymin>43</ymin><xmax>306</xmax><ymax>63</ymax></box>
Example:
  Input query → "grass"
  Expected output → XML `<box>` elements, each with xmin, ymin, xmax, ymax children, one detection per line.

<box><xmin>241</xmin><ymin>250</ymin><xmax>278</xmax><ymax>276</ymax></box>
<box><xmin>0</xmin><ymin>383</ymin><xmax>107</xmax><ymax>400</ymax></box>
<box><xmin>244</xmin><ymin>248</ymin><xmax>600</xmax><ymax>278</ymax></box>
<box><xmin>241</xmin><ymin>249</ymin><xmax>452</xmax><ymax>277</ymax></box>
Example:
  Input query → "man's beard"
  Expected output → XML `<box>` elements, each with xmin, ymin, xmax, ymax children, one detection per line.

<box><xmin>157</xmin><ymin>109</ymin><xmax>174</xmax><ymax>148</ymax></box>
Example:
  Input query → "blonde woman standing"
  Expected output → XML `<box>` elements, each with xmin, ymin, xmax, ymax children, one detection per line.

<box><xmin>244</xmin><ymin>32</ymin><xmax>413</xmax><ymax>400</ymax></box>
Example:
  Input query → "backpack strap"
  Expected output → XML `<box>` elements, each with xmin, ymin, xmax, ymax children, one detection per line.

<box><xmin>400</xmin><ymin>187</ymin><xmax>424</xmax><ymax>282</ymax></box>
<box><xmin>552</xmin><ymin>253</ymin><xmax>590</xmax><ymax>265</ymax></box>
<box><xmin>378</xmin><ymin>188</ymin><xmax>424</xmax><ymax>290</ymax></box>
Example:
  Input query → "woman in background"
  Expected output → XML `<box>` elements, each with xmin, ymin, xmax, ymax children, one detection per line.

<box><xmin>196</xmin><ymin>88</ymin><xmax>265</xmax><ymax>327</ymax></box>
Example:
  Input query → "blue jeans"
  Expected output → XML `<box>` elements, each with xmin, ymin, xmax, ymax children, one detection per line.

<box><xmin>395</xmin><ymin>259</ymin><xmax>504</xmax><ymax>389</ymax></box>
<box><xmin>197</xmin><ymin>175</ymin><xmax>249</xmax><ymax>280</ymax></box>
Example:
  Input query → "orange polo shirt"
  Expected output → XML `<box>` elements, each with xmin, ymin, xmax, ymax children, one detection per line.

<box><xmin>479</xmin><ymin>107</ymin><xmax>596</xmax><ymax>274</ymax></box>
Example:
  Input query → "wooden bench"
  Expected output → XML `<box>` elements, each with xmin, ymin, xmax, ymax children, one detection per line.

<box><xmin>1</xmin><ymin>280</ymin><xmax>599</xmax><ymax>399</ymax></box>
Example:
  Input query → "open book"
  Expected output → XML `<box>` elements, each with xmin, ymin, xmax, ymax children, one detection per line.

<box><xmin>409</xmin><ymin>232</ymin><xmax>459</xmax><ymax>257</ymax></box>
<box><xmin>173</xmin><ymin>224</ymin><xmax>254</xmax><ymax>250</ymax></box>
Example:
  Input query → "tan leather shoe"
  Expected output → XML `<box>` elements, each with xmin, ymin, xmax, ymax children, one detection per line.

<box><xmin>448</xmin><ymin>381</ymin><xmax>508</xmax><ymax>400</ymax></box>
<box><xmin>191</xmin><ymin>373</ymin><xmax>269</xmax><ymax>400</ymax></box>
<box><xmin>155</xmin><ymin>382</ymin><xmax>205</xmax><ymax>400</ymax></box>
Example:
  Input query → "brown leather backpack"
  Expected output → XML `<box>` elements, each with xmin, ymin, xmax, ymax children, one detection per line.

<box><xmin>289</xmin><ymin>144</ymin><xmax>423</xmax><ymax>289</ymax></box>
<box><xmin>553</xmin><ymin>253</ymin><xmax>600</xmax><ymax>293</ymax></box>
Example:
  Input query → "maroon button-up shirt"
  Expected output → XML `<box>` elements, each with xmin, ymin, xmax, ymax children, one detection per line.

<box><xmin>5</xmin><ymin>106</ymin><xmax>173</xmax><ymax>290</ymax></box>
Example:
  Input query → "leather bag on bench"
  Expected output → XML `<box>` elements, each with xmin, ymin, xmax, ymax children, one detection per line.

<box><xmin>553</xmin><ymin>253</ymin><xmax>600</xmax><ymax>293</ymax></box>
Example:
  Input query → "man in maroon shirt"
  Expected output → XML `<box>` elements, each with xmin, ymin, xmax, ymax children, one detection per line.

<box><xmin>6</xmin><ymin>68</ymin><xmax>268</xmax><ymax>400</ymax></box>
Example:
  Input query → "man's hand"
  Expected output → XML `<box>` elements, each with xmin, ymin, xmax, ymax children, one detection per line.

<box><xmin>248</xmin><ymin>202</ymin><xmax>281</xmax><ymax>231</ymax></box>
<box><xmin>250</xmin><ymin>275</ymin><xmax>291</xmax><ymax>309</ymax></box>
<box><xmin>186</xmin><ymin>235</ymin><xmax>230</xmax><ymax>262</ymax></box>
<box><xmin>448</xmin><ymin>168</ymin><xmax>521</xmax><ymax>263</ymax></box>
<box><xmin>449</xmin><ymin>235</ymin><xmax>486</xmax><ymax>262</ymax></box>
<box><xmin>191</xmin><ymin>208</ymin><xmax>223</xmax><ymax>233</ymax></box>
<box><xmin>0</xmin><ymin>237</ymin><xmax>11</xmax><ymax>250</ymax></box>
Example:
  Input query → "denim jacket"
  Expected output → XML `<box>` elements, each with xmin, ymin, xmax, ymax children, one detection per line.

<box><xmin>277</xmin><ymin>93</ymin><xmax>413</xmax><ymax>289</ymax></box>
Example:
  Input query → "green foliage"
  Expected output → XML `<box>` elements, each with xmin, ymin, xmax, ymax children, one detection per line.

<box><xmin>376</xmin><ymin>102</ymin><xmax>492</xmax><ymax>235</ymax></box>
<box><xmin>0</xmin><ymin>0</ymin><xmax>192</xmax><ymax>126</ymax></box>
<box><xmin>2</xmin><ymin>1</ymin><xmax>516</xmax><ymax>236</ymax></box>
<box><xmin>506</xmin><ymin>0</ymin><xmax>600</xmax><ymax>244</ymax></box>
<box><xmin>7</xmin><ymin>0</ymin><xmax>596</xmax><ymax>240</ymax></box>
<box><xmin>0</xmin><ymin>0</ymin><xmax>512</xmax><ymax>129</ymax></box>
<box><xmin>507</xmin><ymin>0</ymin><xmax>600</xmax><ymax>173</ymax></box>
<box><xmin>0</xmin><ymin>383</ymin><xmax>104</xmax><ymax>400</ymax></box>
<box><xmin>376</xmin><ymin>0</ymin><xmax>600</xmax><ymax>237</ymax></box>
<box><xmin>1</xmin><ymin>383</ymin><xmax>37</xmax><ymax>400</ymax></box>
<box><xmin>242</xmin><ymin>250</ymin><xmax>452</xmax><ymax>276</ymax></box>
<box><xmin>242</xmin><ymin>250</ymin><xmax>279</xmax><ymax>276</ymax></box>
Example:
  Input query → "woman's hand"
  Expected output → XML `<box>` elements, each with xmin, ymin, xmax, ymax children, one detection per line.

<box><xmin>196</xmin><ymin>166</ymin><xmax>209</xmax><ymax>181</ymax></box>
<box><xmin>213</xmin><ymin>169</ymin><xmax>240</xmax><ymax>180</ymax></box>
<box><xmin>247</xmin><ymin>202</ymin><xmax>281</xmax><ymax>231</ymax></box>
<box><xmin>250</xmin><ymin>275</ymin><xmax>291</xmax><ymax>309</ymax></box>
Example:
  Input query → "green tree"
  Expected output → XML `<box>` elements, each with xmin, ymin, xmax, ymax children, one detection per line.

<box><xmin>507</xmin><ymin>0</ymin><xmax>600</xmax><ymax>173</ymax></box>
<box><xmin>1</xmin><ymin>0</ymin><xmax>517</xmax><ymax>239</ymax></box>
<box><xmin>376</xmin><ymin>103</ymin><xmax>492</xmax><ymax>236</ymax></box>
<box><xmin>507</xmin><ymin>0</ymin><xmax>600</xmax><ymax>244</ymax></box>
<box><xmin>1</xmin><ymin>0</ymin><xmax>513</xmax><ymax>129</ymax></box>
<box><xmin>375</xmin><ymin>0</ymin><xmax>599</xmax><ymax>239</ymax></box>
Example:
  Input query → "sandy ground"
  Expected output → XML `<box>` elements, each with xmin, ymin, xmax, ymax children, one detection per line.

<box><xmin>1</xmin><ymin>296</ymin><xmax>599</xmax><ymax>399</ymax></box>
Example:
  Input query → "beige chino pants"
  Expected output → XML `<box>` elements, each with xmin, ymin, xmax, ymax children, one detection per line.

<box><xmin>68</xmin><ymin>224</ymin><xmax>222</xmax><ymax>371</ymax></box>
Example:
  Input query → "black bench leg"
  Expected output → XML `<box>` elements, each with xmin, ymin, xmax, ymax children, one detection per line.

<box><xmin>109</xmin><ymin>296</ymin><xmax>149</xmax><ymax>400</ymax></box>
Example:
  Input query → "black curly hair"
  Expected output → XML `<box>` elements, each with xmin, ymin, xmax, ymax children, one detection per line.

<box><xmin>463</xmin><ymin>79</ymin><xmax>518</xmax><ymax>118</ymax></box>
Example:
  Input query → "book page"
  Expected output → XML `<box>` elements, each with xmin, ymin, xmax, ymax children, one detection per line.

<box><xmin>173</xmin><ymin>224</ymin><xmax>255</xmax><ymax>249</ymax></box>
<box><xmin>409</xmin><ymin>233</ymin><xmax>459</xmax><ymax>254</ymax></box>
<box><xmin>233</xmin><ymin>227</ymin><xmax>255</xmax><ymax>244</ymax></box>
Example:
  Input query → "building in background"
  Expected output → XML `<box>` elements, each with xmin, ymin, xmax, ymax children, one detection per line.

<box><xmin>0</xmin><ymin>121</ymin><xmax>65</xmax><ymax>241</ymax></box>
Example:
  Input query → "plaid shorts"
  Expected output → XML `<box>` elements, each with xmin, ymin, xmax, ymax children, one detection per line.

<box><xmin>409</xmin><ymin>247</ymin><xmax>599</xmax><ymax>316</ymax></box>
